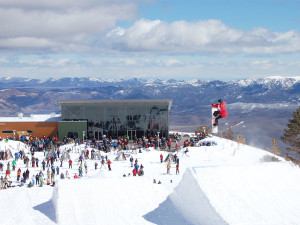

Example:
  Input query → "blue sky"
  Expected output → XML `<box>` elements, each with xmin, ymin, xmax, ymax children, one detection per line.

<box><xmin>0</xmin><ymin>0</ymin><xmax>300</xmax><ymax>80</ymax></box>
<box><xmin>139</xmin><ymin>0</ymin><xmax>300</xmax><ymax>31</ymax></box>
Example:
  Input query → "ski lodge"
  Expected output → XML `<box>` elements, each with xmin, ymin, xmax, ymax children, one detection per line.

<box><xmin>0</xmin><ymin>99</ymin><xmax>173</xmax><ymax>141</ymax></box>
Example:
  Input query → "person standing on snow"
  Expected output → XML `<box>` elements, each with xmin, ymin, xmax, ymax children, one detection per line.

<box><xmin>130</xmin><ymin>156</ymin><xmax>134</xmax><ymax>167</ymax></box>
<box><xmin>35</xmin><ymin>173</ymin><xmax>39</xmax><ymax>186</ymax></box>
<box><xmin>41</xmin><ymin>160</ymin><xmax>46</xmax><ymax>171</ymax></box>
<box><xmin>107</xmin><ymin>159</ymin><xmax>112</xmax><ymax>171</ymax></box>
<box><xmin>176</xmin><ymin>164</ymin><xmax>179</xmax><ymax>175</ymax></box>
<box><xmin>84</xmin><ymin>161</ymin><xmax>88</xmax><ymax>171</ymax></box>
<box><xmin>167</xmin><ymin>163</ymin><xmax>171</xmax><ymax>175</ymax></box>
<box><xmin>100</xmin><ymin>158</ymin><xmax>106</xmax><ymax>169</ymax></box>
<box><xmin>47</xmin><ymin>168</ymin><xmax>50</xmax><ymax>180</ymax></box>
<box><xmin>36</xmin><ymin>158</ymin><xmax>39</xmax><ymax>168</ymax></box>
<box><xmin>69</xmin><ymin>159</ymin><xmax>72</xmax><ymax>169</ymax></box>
<box><xmin>12</xmin><ymin>160</ymin><xmax>16</xmax><ymax>171</ymax></box>
<box><xmin>212</xmin><ymin>99</ymin><xmax>228</xmax><ymax>127</ymax></box>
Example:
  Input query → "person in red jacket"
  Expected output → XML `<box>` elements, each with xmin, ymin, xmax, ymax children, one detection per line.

<box><xmin>107</xmin><ymin>159</ymin><xmax>112</xmax><ymax>171</ymax></box>
<box><xmin>132</xmin><ymin>168</ymin><xmax>137</xmax><ymax>176</ymax></box>
<box><xmin>212</xmin><ymin>99</ymin><xmax>228</xmax><ymax>126</ymax></box>
<box><xmin>69</xmin><ymin>159</ymin><xmax>72</xmax><ymax>169</ymax></box>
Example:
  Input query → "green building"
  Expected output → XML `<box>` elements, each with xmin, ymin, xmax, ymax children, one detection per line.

<box><xmin>58</xmin><ymin>99</ymin><xmax>172</xmax><ymax>140</ymax></box>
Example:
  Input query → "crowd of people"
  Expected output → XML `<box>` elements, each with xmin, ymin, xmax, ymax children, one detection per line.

<box><xmin>0</xmin><ymin>131</ymin><xmax>209</xmax><ymax>190</ymax></box>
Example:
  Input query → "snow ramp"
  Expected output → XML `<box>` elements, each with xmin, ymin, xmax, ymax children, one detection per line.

<box><xmin>52</xmin><ymin>177</ymin><xmax>169</xmax><ymax>225</ymax></box>
<box><xmin>170</xmin><ymin>162</ymin><xmax>300</xmax><ymax>225</ymax></box>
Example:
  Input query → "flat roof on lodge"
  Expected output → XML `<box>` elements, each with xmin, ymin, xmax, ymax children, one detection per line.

<box><xmin>58</xmin><ymin>99</ymin><xmax>173</xmax><ymax>111</ymax></box>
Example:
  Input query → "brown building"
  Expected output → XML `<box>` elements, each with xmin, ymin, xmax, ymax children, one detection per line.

<box><xmin>0</xmin><ymin>114</ymin><xmax>60</xmax><ymax>139</ymax></box>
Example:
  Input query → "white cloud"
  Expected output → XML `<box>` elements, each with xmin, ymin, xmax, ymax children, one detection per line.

<box><xmin>251</xmin><ymin>60</ymin><xmax>273</xmax><ymax>70</ymax></box>
<box><xmin>0</xmin><ymin>0</ymin><xmax>137</xmax><ymax>51</ymax></box>
<box><xmin>2</xmin><ymin>1</ymin><xmax>300</xmax><ymax>57</ymax></box>
<box><xmin>165</xmin><ymin>58</ymin><xmax>183</xmax><ymax>66</ymax></box>
<box><xmin>0</xmin><ymin>58</ymin><xmax>8</xmax><ymax>63</ymax></box>
<box><xmin>107</xmin><ymin>19</ymin><xmax>300</xmax><ymax>55</ymax></box>
<box><xmin>122</xmin><ymin>58</ymin><xmax>137</xmax><ymax>65</ymax></box>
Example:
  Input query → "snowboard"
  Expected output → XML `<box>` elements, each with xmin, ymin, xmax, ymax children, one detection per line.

<box><xmin>212</xmin><ymin>107</ymin><xmax>218</xmax><ymax>134</ymax></box>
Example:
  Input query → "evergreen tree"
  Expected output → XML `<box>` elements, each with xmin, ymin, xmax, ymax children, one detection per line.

<box><xmin>281</xmin><ymin>106</ymin><xmax>300</xmax><ymax>155</ymax></box>
<box><xmin>237</xmin><ymin>134</ymin><xmax>246</xmax><ymax>144</ymax></box>
<box><xmin>196</xmin><ymin>125</ymin><xmax>211</xmax><ymax>135</ymax></box>
<box><xmin>222</xmin><ymin>127</ymin><xmax>235</xmax><ymax>141</ymax></box>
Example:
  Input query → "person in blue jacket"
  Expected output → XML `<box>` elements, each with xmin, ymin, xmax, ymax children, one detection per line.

<box><xmin>15</xmin><ymin>152</ymin><xmax>19</xmax><ymax>161</ymax></box>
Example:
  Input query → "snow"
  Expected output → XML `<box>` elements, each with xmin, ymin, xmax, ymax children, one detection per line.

<box><xmin>266</xmin><ymin>75</ymin><xmax>300</xmax><ymax>82</ymax></box>
<box><xmin>228</xmin><ymin>102</ymin><xmax>298</xmax><ymax>111</ymax></box>
<box><xmin>1</xmin><ymin>136</ymin><xmax>300</xmax><ymax>225</ymax></box>
<box><xmin>53</xmin><ymin>178</ymin><xmax>168</xmax><ymax>225</ymax></box>
<box><xmin>0</xmin><ymin>113</ymin><xmax>61</xmax><ymax>122</ymax></box>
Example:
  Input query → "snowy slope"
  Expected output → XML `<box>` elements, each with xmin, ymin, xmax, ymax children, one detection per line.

<box><xmin>172</xmin><ymin>163</ymin><xmax>300</xmax><ymax>225</ymax></box>
<box><xmin>53</xmin><ymin>177</ymin><xmax>169</xmax><ymax>225</ymax></box>
<box><xmin>0</xmin><ymin>137</ymin><xmax>300</xmax><ymax>225</ymax></box>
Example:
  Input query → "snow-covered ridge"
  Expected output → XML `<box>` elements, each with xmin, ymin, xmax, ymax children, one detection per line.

<box><xmin>228</xmin><ymin>102</ymin><xmax>298</xmax><ymax>110</ymax></box>
<box><xmin>1</xmin><ymin>76</ymin><xmax>299</xmax><ymax>88</ymax></box>
<box><xmin>231</xmin><ymin>76</ymin><xmax>300</xmax><ymax>89</ymax></box>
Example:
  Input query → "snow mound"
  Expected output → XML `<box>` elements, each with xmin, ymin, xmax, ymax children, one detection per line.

<box><xmin>52</xmin><ymin>177</ymin><xmax>169</xmax><ymax>225</ymax></box>
<box><xmin>171</xmin><ymin>163</ymin><xmax>300</xmax><ymax>225</ymax></box>
<box><xmin>0</xmin><ymin>188</ymin><xmax>42</xmax><ymax>225</ymax></box>
<box><xmin>0</xmin><ymin>139</ymin><xmax>30</xmax><ymax>155</ymax></box>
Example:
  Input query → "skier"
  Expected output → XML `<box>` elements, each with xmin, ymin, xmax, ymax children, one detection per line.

<box><xmin>212</xmin><ymin>99</ymin><xmax>228</xmax><ymax>127</ymax></box>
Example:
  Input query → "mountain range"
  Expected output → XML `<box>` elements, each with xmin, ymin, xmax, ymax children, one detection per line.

<box><xmin>0</xmin><ymin>76</ymin><xmax>299</xmax><ymax>156</ymax></box>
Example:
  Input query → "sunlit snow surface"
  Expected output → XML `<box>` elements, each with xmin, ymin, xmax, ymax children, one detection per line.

<box><xmin>1</xmin><ymin>136</ymin><xmax>300</xmax><ymax>225</ymax></box>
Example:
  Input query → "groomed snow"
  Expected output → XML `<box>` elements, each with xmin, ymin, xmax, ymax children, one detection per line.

<box><xmin>1</xmin><ymin>136</ymin><xmax>300</xmax><ymax>225</ymax></box>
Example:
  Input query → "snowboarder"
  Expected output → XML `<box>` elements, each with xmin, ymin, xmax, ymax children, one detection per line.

<box><xmin>212</xmin><ymin>99</ymin><xmax>228</xmax><ymax>127</ymax></box>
